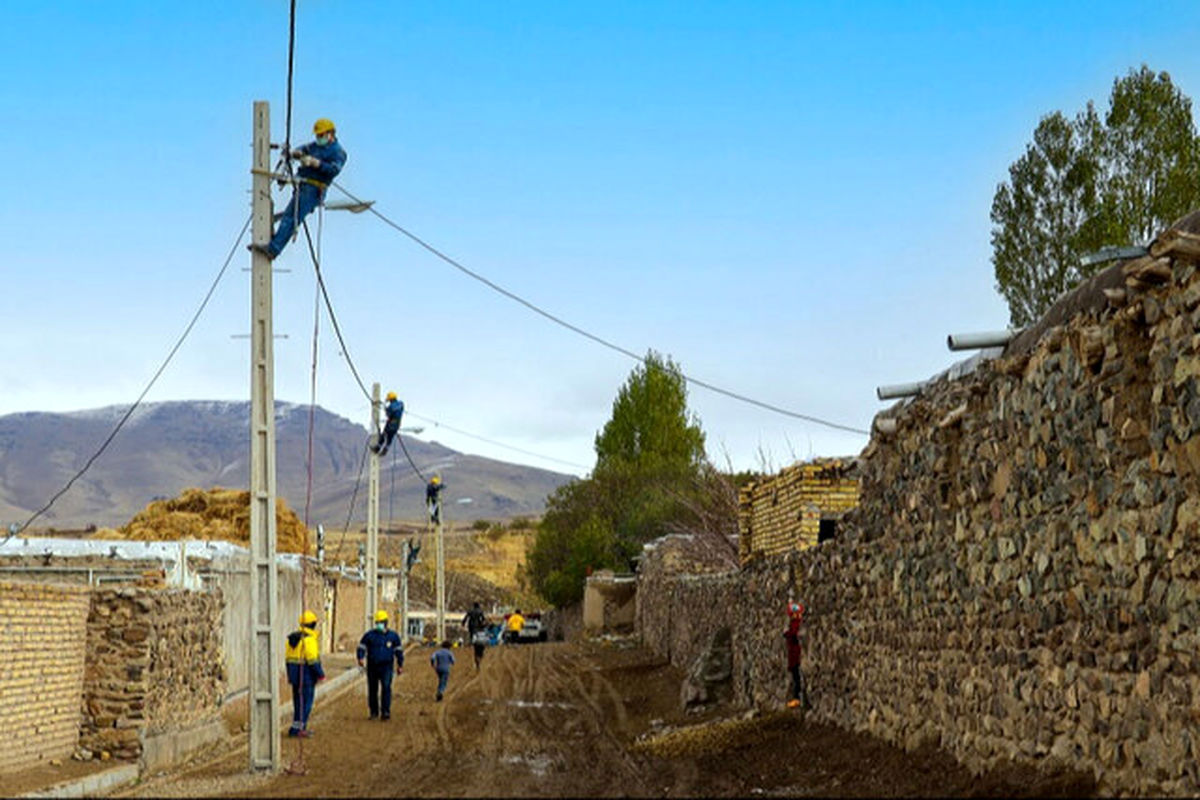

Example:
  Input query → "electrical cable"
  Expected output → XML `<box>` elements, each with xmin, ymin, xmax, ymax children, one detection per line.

<box><xmin>404</xmin><ymin>412</ymin><xmax>590</xmax><ymax>472</ymax></box>
<box><xmin>395</xmin><ymin>432</ymin><xmax>427</xmax><ymax>484</ymax></box>
<box><xmin>333</xmin><ymin>436</ymin><xmax>371</xmax><ymax>569</ymax></box>
<box><xmin>299</xmin><ymin>218</ymin><xmax>372</xmax><ymax>403</ymax></box>
<box><xmin>13</xmin><ymin>216</ymin><xmax>252</xmax><ymax>536</ymax></box>
<box><xmin>331</xmin><ymin>180</ymin><xmax>870</xmax><ymax>437</ymax></box>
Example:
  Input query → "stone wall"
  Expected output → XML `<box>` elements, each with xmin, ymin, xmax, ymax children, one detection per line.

<box><xmin>637</xmin><ymin>219</ymin><xmax>1200</xmax><ymax>795</ymax></box>
<box><xmin>738</xmin><ymin>458</ymin><xmax>859</xmax><ymax>562</ymax></box>
<box><xmin>0</xmin><ymin>581</ymin><xmax>90</xmax><ymax>773</ymax></box>
<box><xmin>583</xmin><ymin>571</ymin><xmax>637</xmax><ymax>633</ymax></box>
<box><xmin>81</xmin><ymin>588</ymin><xmax>225</xmax><ymax>760</ymax></box>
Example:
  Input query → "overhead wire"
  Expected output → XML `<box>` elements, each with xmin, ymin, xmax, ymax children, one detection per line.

<box><xmin>330</xmin><ymin>180</ymin><xmax>870</xmax><ymax>437</ymax></box>
<box><xmin>298</xmin><ymin>216</ymin><xmax>429</xmax><ymax>485</ymax></box>
<box><xmin>405</xmin><ymin>411</ymin><xmax>590</xmax><ymax>472</ymax></box>
<box><xmin>12</xmin><ymin>215</ymin><xmax>252</xmax><ymax>536</ymax></box>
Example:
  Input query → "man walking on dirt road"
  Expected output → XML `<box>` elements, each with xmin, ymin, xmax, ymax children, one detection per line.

<box><xmin>357</xmin><ymin>610</ymin><xmax>405</xmax><ymax>720</ymax></box>
<box><xmin>503</xmin><ymin>609</ymin><xmax>525</xmax><ymax>644</ymax></box>
<box><xmin>463</xmin><ymin>602</ymin><xmax>488</xmax><ymax>670</ymax></box>
<box><xmin>431</xmin><ymin>640</ymin><xmax>455</xmax><ymax>701</ymax></box>
<box><xmin>285</xmin><ymin>610</ymin><xmax>326</xmax><ymax>737</ymax></box>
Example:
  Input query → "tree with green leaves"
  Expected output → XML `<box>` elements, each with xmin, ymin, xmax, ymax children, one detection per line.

<box><xmin>992</xmin><ymin>66</ymin><xmax>1200</xmax><ymax>326</ymax></box>
<box><xmin>526</xmin><ymin>351</ymin><xmax>712</xmax><ymax>607</ymax></box>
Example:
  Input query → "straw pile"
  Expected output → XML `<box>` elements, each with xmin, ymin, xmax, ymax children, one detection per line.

<box><xmin>116</xmin><ymin>488</ymin><xmax>310</xmax><ymax>554</ymax></box>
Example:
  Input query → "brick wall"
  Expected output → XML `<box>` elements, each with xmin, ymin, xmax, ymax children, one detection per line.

<box><xmin>0</xmin><ymin>581</ymin><xmax>90</xmax><ymax>773</ymax></box>
<box><xmin>81</xmin><ymin>587</ymin><xmax>225</xmax><ymax>759</ymax></box>
<box><xmin>738</xmin><ymin>459</ymin><xmax>859</xmax><ymax>562</ymax></box>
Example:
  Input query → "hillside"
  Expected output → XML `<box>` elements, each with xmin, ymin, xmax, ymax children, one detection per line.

<box><xmin>0</xmin><ymin>401</ymin><xmax>577</xmax><ymax>530</ymax></box>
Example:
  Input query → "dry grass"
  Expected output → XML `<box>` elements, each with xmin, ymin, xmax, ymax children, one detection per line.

<box><xmin>113</xmin><ymin>487</ymin><xmax>311</xmax><ymax>554</ymax></box>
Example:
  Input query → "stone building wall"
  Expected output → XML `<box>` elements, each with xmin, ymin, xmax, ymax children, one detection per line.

<box><xmin>637</xmin><ymin>220</ymin><xmax>1200</xmax><ymax>795</ymax></box>
<box><xmin>81</xmin><ymin>587</ymin><xmax>225</xmax><ymax>760</ymax></box>
<box><xmin>738</xmin><ymin>458</ymin><xmax>859</xmax><ymax>562</ymax></box>
<box><xmin>0</xmin><ymin>581</ymin><xmax>90</xmax><ymax>773</ymax></box>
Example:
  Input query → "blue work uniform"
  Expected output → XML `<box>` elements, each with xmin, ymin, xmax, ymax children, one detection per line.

<box><xmin>267</xmin><ymin>137</ymin><xmax>348</xmax><ymax>258</ymax></box>
<box><xmin>284</xmin><ymin>626</ymin><xmax>325</xmax><ymax>733</ymax></box>
<box><xmin>378</xmin><ymin>398</ymin><xmax>405</xmax><ymax>455</ymax></box>
<box><xmin>357</xmin><ymin>627</ymin><xmax>405</xmax><ymax>718</ymax></box>
<box><xmin>431</xmin><ymin>647</ymin><xmax>455</xmax><ymax>698</ymax></box>
<box><xmin>426</xmin><ymin>480</ymin><xmax>444</xmax><ymax>524</ymax></box>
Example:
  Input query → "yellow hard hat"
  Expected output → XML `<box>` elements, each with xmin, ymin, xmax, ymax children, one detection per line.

<box><xmin>299</xmin><ymin>610</ymin><xmax>318</xmax><ymax>626</ymax></box>
<box><xmin>374</xmin><ymin>609</ymin><xmax>389</xmax><ymax>623</ymax></box>
<box><xmin>432</xmin><ymin>475</ymin><xmax>441</xmax><ymax>484</ymax></box>
<box><xmin>313</xmin><ymin>118</ymin><xmax>336</xmax><ymax>136</ymax></box>
<box><xmin>386</xmin><ymin>391</ymin><xmax>397</xmax><ymax>401</ymax></box>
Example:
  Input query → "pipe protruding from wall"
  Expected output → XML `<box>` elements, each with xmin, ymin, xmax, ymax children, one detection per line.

<box><xmin>947</xmin><ymin>330</ymin><xmax>1018</xmax><ymax>351</ymax></box>
<box><xmin>877</xmin><ymin>382</ymin><xmax>924</xmax><ymax>401</ymax></box>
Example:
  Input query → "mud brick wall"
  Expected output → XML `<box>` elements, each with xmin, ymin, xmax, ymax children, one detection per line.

<box><xmin>81</xmin><ymin>587</ymin><xmax>225</xmax><ymax>759</ymax></box>
<box><xmin>640</xmin><ymin>223</ymin><xmax>1200</xmax><ymax>795</ymax></box>
<box><xmin>738</xmin><ymin>459</ymin><xmax>859</xmax><ymax>562</ymax></box>
<box><xmin>0</xmin><ymin>581</ymin><xmax>91</xmax><ymax>773</ymax></box>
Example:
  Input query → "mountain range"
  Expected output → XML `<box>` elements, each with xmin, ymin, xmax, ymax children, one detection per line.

<box><xmin>0</xmin><ymin>401</ymin><xmax>577</xmax><ymax>530</ymax></box>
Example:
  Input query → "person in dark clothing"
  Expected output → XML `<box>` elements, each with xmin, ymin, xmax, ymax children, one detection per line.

<box><xmin>463</xmin><ymin>602</ymin><xmax>488</xmax><ymax>670</ymax></box>
<box><xmin>372</xmin><ymin>391</ymin><xmax>405</xmax><ymax>456</ymax></box>
<box><xmin>285</xmin><ymin>610</ymin><xmax>326</xmax><ymax>736</ymax></box>
<box><xmin>426</xmin><ymin>474</ymin><xmax>444</xmax><ymax>524</ymax></box>
<box><xmin>357</xmin><ymin>609</ymin><xmax>405</xmax><ymax>720</ymax></box>
<box><xmin>784</xmin><ymin>602</ymin><xmax>810</xmax><ymax>710</ymax></box>
<box><xmin>249</xmin><ymin>117</ymin><xmax>347</xmax><ymax>260</ymax></box>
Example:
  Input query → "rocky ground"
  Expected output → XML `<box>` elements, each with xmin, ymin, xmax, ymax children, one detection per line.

<box><xmin>116</xmin><ymin>640</ymin><xmax>1094</xmax><ymax>798</ymax></box>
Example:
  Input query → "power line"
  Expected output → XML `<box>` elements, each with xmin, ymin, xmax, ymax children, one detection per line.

<box><xmin>13</xmin><ymin>216</ymin><xmax>252</xmax><ymax>535</ymax></box>
<box><xmin>329</xmin><ymin>181</ymin><xmax>869</xmax><ymax>436</ymax></box>
<box><xmin>405</xmin><ymin>411</ymin><xmax>590</xmax><ymax>472</ymax></box>
<box><xmin>300</xmin><ymin>218</ymin><xmax>372</xmax><ymax>403</ymax></box>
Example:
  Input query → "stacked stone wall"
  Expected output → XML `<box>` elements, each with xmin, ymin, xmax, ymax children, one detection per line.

<box><xmin>738</xmin><ymin>459</ymin><xmax>859</xmax><ymax>562</ymax></box>
<box><xmin>0</xmin><ymin>581</ymin><xmax>90</xmax><ymax>773</ymax></box>
<box><xmin>81</xmin><ymin>587</ymin><xmax>225</xmax><ymax>760</ymax></box>
<box><xmin>638</xmin><ymin>221</ymin><xmax>1200</xmax><ymax>795</ymax></box>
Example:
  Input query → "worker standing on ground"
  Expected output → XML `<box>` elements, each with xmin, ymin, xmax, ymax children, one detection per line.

<box><xmin>503</xmin><ymin>608</ymin><xmax>525</xmax><ymax>644</ymax></box>
<box><xmin>784</xmin><ymin>602</ymin><xmax>811</xmax><ymax>711</ymax></box>
<box><xmin>249</xmin><ymin>118</ymin><xmax>347</xmax><ymax>260</ymax></box>
<box><xmin>371</xmin><ymin>391</ymin><xmax>405</xmax><ymax>456</ymax></box>
<box><xmin>357</xmin><ymin>610</ymin><xmax>405</xmax><ymax>721</ymax></box>
<box><xmin>463</xmin><ymin>601</ymin><xmax>488</xmax><ymax>670</ymax></box>
<box><xmin>425</xmin><ymin>474</ymin><xmax>444</xmax><ymax>524</ymax></box>
<box><xmin>285</xmin><ymin>610</ymin><xmax>326</xmax><ymax>737</ymax></box>
<box><xmin>430</xmin><ymin>640</ymin><xmax>455</xmax><ymax>701</ymax></box>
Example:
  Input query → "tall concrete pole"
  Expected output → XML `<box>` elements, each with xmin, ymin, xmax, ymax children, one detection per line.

<box><xmin>248</xmin><ymin>100</ymin><xmax>280</xmax><ymax>772</ymax></box>
<box><xmin>366</xmin><ymin>383</ymin><xmax>380</xmax><ymax>633</ymax></box>
<box><xmin>400</xmin><ymin>540</ymin><xmax>410</xmax><ymax>642</ymax></box>
<box><xmin>436</xmin><ymin>502</ymin><xmax>445</xmax><ymax>642</ymax></box>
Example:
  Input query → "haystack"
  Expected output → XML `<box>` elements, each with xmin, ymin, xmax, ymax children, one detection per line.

<box><xmin>117</xmin><ymin>487</ymin><xmax>310</xmax><ymax>554</ymax></box>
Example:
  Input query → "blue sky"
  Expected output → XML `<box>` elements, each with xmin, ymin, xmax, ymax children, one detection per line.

<box><xmin>2</xmin><ymin>1</ymin><xmax>1198</xmax><ymax>478</ymax></box>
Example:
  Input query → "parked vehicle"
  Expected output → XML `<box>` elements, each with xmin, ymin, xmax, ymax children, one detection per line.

<box><xmin>518</xmin><ymin>612</ymin><xmax>548</xmax><ymax>643</ymax></box>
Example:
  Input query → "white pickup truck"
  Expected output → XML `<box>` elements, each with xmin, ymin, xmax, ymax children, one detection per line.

<box><xmin>518</xmin><ymin>612</ymin><xmax>549</xmax><ymax>643</ymax></box>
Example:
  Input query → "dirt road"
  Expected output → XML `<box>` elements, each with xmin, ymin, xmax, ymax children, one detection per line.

<box><xmin>124</xmin><ymin>641</ymin><xmax>1093</xmax><ymax>798</ymax></box>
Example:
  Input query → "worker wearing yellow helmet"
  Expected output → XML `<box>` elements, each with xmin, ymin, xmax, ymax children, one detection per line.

<box><xmin>426</xmin><ymin>474</ymin><xmax>445</xmax><ymax>525</ymax></box>
<box><xmin>356</xmin><ymin>609</ymin><xmax>404</xmax><ymax>720</ymax></box>
<box><xmin>285</xmin><ymin>610</ymin><xmax>325</xmax><ymax>737</ymax></box>
<box><xmin>372</xmin><ymin>391</ymin><xmax>405</xmax><ymax>456</ymax></box>
<box><xmin>249</xmin><ymin>117</ymin><xmax>347</xmax><ymax>261</ymax></box>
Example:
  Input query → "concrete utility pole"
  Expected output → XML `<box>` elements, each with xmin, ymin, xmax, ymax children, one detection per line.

<box><xmin>435</xmin><ymin>500</ymin><xmax>446</xmax><ymax>641</ymax></box>
<box><xmin>400</xmin><ymin>540</ymin><xmax>410</xmax><ymax>641</ymax></box>
<box><xmin>366</xmin><ymin>383</ymin><xmax>380</xmax><ymax>632</ymax></box>
<box><xmin>248</xmin><ymin>100</ymin><xmax>280</xmax><ymax>772</ymax></box>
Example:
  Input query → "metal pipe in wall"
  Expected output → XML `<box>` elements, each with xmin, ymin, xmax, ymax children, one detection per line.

<box><xmin>877</xmin><ymin>382</ymin><xmax>924</xmax><ymax>400</ymax></box>
<box><xmin>947</xmin><ymin>330</ymin><xmax>1017</xmax><ymax>351</ymax></box>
